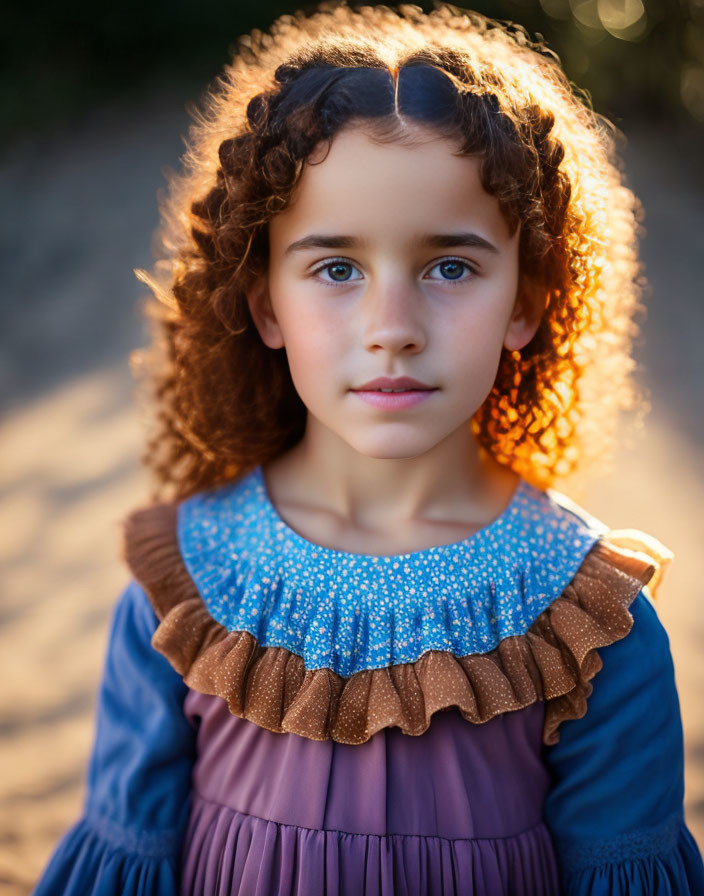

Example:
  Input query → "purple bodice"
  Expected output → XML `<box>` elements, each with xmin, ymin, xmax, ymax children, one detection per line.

<box><xmin>181</xmin><ymin>689</ymin><xmax>560</xmax><ymax>895</ymax></box>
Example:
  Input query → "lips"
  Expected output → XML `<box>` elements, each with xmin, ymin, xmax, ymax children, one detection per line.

<box><xmin>353</xmin><ymin>376</ymin><xmax>435</xmax><ymax>391</ymax></box>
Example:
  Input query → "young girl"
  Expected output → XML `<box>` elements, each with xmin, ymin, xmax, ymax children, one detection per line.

<box><xmin>33</xmin><ymin>1</ymin><xmax>704</xmax><ymax>893</ymax></box>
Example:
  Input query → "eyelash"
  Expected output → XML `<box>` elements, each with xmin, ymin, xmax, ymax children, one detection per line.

<box><xmin>309</xmin><ymin>256</ymin><xmax>478</xmax><ymax>287</ymax></box>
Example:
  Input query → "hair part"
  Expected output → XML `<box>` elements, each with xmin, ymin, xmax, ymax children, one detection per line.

<box><xmin>133</xmin><ymin>0</ymin><xmax>647</xmax><ymax>500</ymax></box>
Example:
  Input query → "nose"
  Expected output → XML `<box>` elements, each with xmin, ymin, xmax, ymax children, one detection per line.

<box><xmin>362</xmin><ymin>277</ymin><xmax>427</xmax><ymax>355</ymax></box>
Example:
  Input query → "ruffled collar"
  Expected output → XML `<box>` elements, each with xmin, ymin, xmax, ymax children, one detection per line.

<box><xmin>123</xmin><ymin>466</ymin><xmax>669</xmax><ymax>746</ymax></box>
<box><xmin>177</xmin><ymin>465</ymin><xmax>603</xmax><ymax>677</ymax></box>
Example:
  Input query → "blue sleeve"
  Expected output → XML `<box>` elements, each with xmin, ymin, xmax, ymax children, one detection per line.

<box><xmin>32</xmin><ymin>580</ymin><xmax>197</xmax><ymax>895</ymax></box>
<box><xmin>542</xmin><ymin>589</ymin><xmax>704</xmax><ymax>894</ymax></box>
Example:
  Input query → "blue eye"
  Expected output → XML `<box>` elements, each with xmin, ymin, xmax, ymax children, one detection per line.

<box><xmin>426</xmin><ymin>259</ymin><xmax>476</xmax><ymax>282</ymax></box>
<box><xmin>310</xmin><ymin>256</ymin><xmax>477</xmax><ymax>286</ymax></box>
<box><xmin>312</xmin><ymin>260</ymin><xmax>362</xmax><ymax>285</ymax></box>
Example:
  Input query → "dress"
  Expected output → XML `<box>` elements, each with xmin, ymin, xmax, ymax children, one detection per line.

<box><xmin>32</xmin><ymin>465</ymin><xmax>704</xmax><ymax>895</ymax></box>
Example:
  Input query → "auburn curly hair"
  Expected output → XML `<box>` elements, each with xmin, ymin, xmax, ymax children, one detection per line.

<box><xmin>133</xmin><ymin>0</ymin><xmax>648</xmax><ymax>501</ymax></box>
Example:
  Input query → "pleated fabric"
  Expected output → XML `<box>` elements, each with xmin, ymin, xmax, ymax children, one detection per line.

<box><xmin>181</xmin><ymin>796</ymin><xmax>560</xmax><ymax>896</ymax></box>
<box><xmin>179</xmin><ymin>692</ymin><xmax>561</xmax><ymax>895</ymax></box>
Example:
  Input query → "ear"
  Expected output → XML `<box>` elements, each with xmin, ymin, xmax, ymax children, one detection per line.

<box><xmin>503</xmin><ymin>277</ymin><xmax>547</xmax><ymax>353</ymax></box>
<box><xmin>245</xmin><ymin>274</ymin><xmax>285</xmax><ymax>349</ymax></box>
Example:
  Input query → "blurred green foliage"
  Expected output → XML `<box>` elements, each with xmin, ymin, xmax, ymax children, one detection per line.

<box><xmin>3</xmin><ymin>0</ymin><xmax>704</xmax><ymax>142</ymax></box>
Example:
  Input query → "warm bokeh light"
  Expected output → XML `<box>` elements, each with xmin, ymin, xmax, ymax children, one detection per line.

<box><xmin>597</xmin><ymin>0</ymin><xmax>647</xmax><ymax>38</ymax></box>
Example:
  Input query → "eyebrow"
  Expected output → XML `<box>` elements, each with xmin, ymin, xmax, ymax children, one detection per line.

<box><xmin>284</xmin><ymin>231</ymin><xmax>500</xmax><ymax>256</ymax></box>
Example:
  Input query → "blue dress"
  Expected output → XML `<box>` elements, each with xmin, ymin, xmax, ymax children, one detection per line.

<box><xmin>32</xmin><ymin>466</ymin><xmax>704</xmax><ymax>894</ymax></box>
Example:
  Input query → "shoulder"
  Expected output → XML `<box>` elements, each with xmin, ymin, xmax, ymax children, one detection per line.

<box><xmin>118</xmin><ymin>473</ymin><xmax>266</xmax><ymax>694</ymax></box>
<box><xmin>113</xmin><ymin>578</ymin><xmax>159</xmax><ymax>630</ymax></box>
<box><xmin>104</xmin><ymin>580</ymin><xmax>160</xmax><ymax>657</ymax></box>
<box><xmin>609</xmin><ymin>587</ymin><xmax>669</xmax><ymax>653</ymax></box>
<box><xmin>539</xmin><ymin>483</ymin><xmax>674</xmax><ymax>601</ymax></box>
<box><xmin>541</xmin><ymin>578</ymin><xmax>680</xmax><ymax>757</ymax></box>
<box><xmin>104</xmin><ymin>580</ymin><xmax>187</xmax><ymax>685</ymax></box>
<box><xmin>120</xmin><ymin>467</ymin><xmax>260</xmax><ymax>618</ymax></box>
<box><xmin>521</xmin><ymin>486</ymin><xmax>675</xmax><ymax>745</ymax></box>
<box><xmin>591</xmin><ymin>587</ymin><xmax>677</xmax><ymax>707</ymax></box>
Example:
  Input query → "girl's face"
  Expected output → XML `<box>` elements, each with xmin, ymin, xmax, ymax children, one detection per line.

<box><xmin>247</xmin><ymin>124</ymin><xmax>542</xmax><ymax>462</ymax></box>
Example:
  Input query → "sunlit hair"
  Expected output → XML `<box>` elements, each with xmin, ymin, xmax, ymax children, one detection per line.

<box><xmin>134</xmin><ymin>0</ymin><xmax>647</xmax><ymax>500</ymax></box>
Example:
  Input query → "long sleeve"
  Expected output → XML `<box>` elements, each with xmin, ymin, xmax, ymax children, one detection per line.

<box><xmin>32</xmin><ymin>580</ymin><xmax>197</xmax><ymax>894</ymax></box>
<box><xmin>542</xmin><ymin>588</ymin><xmax>704</xmax><ymax>894</ymax></box>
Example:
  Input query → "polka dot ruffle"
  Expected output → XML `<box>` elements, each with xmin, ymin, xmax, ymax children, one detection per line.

<box><xmin>123</xmin><ymin>496</ymin><xmax>664</xmax><ymax>745</ymax></box>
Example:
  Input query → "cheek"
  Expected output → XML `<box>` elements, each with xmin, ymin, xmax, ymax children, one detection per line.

<box><xmin>448</xmin><ymin>302</ymin><xmax>511</xmax><ymax>355</ymax></box>
<box><xmin>445</xmin><ymin>307</ymin><xmax>512</xmax><ymax>394</ymax></box>
<box><xmin>277</xmin><ymin>304</ymin><xmax>344</xmax><ymax>389</ymax></box>
<box><xmin>456</xmin><ymin>343</ymin><xmax>503</xmax><ymax>391</ymax></box>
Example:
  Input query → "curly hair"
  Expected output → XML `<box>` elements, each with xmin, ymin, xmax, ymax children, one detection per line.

<box><xmin>133</xmin><ymin>0</ymin><xmax>648</xmax><ymax>501</ymax></box>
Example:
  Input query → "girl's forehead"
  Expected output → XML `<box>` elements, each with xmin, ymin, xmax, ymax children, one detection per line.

<box><xmin>270</xmin><ymin>126</ymin><xmax>514</xmax><ymax>249</ymax></box>
<box><xmin>302</xmin><ymin>125</ymin><xmax>476</xmax><ymax>191</ymax></box>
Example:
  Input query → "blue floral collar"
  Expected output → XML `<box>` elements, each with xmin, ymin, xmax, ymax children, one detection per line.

<box><xmin>177</xmin><ymin>465</ymin><xmax>604</xmax><ymax>677</ymax></box>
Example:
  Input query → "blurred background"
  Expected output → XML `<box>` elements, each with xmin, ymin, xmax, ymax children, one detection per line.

<box><xmin>1</xmin><ymin>0</ymin><xmax>703</xmax><ymax>892</ymax></box>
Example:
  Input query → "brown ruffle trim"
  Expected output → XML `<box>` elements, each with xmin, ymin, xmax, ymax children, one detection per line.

<box><xmin>122</xmin><ymin>502</ymin><xmax>668</xmax><ymax>746</ymax></box>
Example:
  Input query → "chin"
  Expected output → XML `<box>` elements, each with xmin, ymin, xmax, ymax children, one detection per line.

<box><xmin>344</xmin><ymin>435</ymin><xmax>437</xmax><ymax>461</ymax></box>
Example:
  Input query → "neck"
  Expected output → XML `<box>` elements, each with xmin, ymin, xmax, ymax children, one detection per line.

<box><xmin>262</xmin><ymin>417</ymin><xmax>519</xmax><ymax>533</ymax></box>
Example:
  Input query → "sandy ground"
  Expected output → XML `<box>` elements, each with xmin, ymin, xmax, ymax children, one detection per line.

<box><xmin>1</xmin><ymin>85</ymin><xmax>703</xmax><ymax>893</ymax></box>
